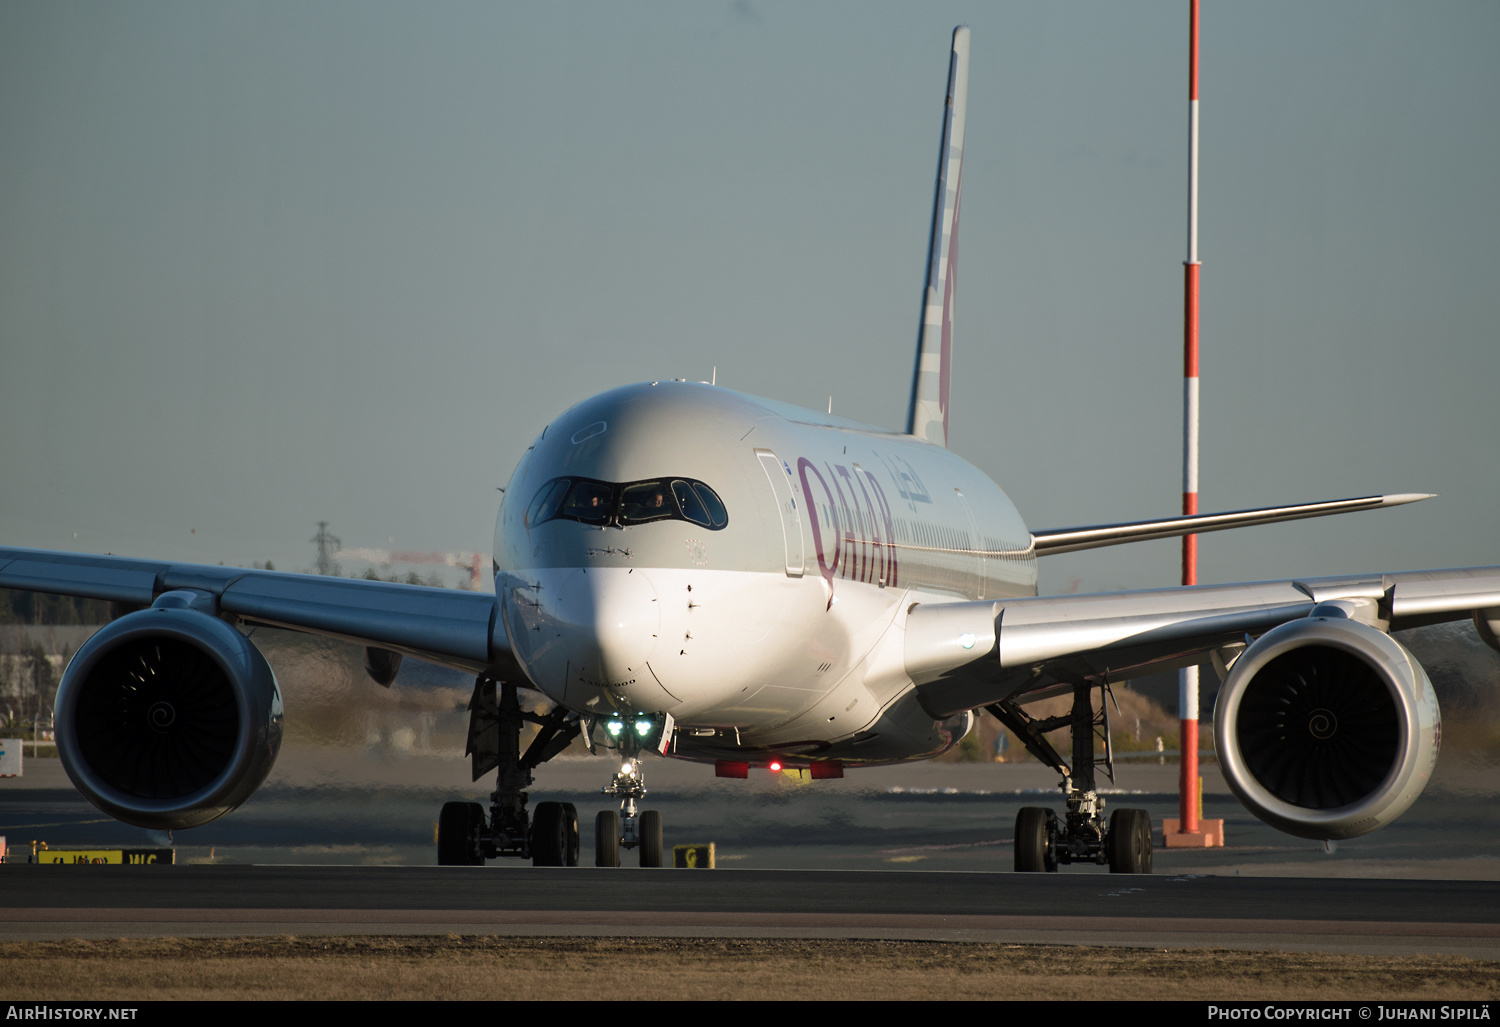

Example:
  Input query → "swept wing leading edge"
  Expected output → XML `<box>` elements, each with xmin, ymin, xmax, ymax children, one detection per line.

<box><xmin>1030</xmin><ymin>493</ymin><xmax>1434</xmax><ymax>556</ymax></box>
<box><xmin>906</xmin><ymin>565</ymin><xmax>1500</xmax><ymax>719</ymax></box>
<box><xmin>0</xmin><ymin>546</ymin><xmax>507</xmax><ymax>674</ymax></box>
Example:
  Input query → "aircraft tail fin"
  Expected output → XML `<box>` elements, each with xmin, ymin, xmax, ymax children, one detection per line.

<box><xmin>905</xmin><ymin>26</ymin><xmax>970</xmax><ymax>448</ymax></box>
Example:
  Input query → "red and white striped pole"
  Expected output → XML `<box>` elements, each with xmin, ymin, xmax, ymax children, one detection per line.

<box><xmin>1178</xmin><ymin>0</ymin><xmax>1203</xmax><ymax>839</ymax></box>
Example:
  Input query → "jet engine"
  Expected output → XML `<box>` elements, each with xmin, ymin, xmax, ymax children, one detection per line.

<box><xmin>55</xmin><ymin>606</ymin><xmax>283</xmax><ymax>830</ymax></box>
<box><xmin>1214</xmin><ymin>611</ymin><xmax>1439</xmax><ymax>841</ymax></box>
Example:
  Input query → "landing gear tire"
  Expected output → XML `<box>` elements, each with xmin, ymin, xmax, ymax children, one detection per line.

<box><xmin>595</xmin><ymin>810</ymin><xmax>620</xmax><ymax>867</ymax></box>
<box><xmin>1014</xmin><ymin>806</ymin><xmax>1057</xmax><ymax>873</ymax></box>
<box><xmin>560</xmin><ymin>802</ymin><xmax>580</xmax><ymax>867</ymax></box>
<box><xmin>639</xmin><ymin>810</ymin><xmax>664</xmax><ymax>868</ymax></box>
<box><xmin>1107</xmin><ymin>808</ymin><xmax>1153</xmax><ymax>874</ymax></box>
<box><xmin>532</xmin><ymin>801</ymin><xmax>577</xmax><ymax>867</ymax></box>
<box><xmin>438</xmin><ymin>801</ymin><xmax>485</xmax><ymax>866</ymax></box>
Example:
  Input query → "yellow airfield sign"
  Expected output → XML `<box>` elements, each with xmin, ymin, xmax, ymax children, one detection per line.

<box><xmin>32</xmin><ymin>848</ymin><xmax>175</xmax><ymax>865</ymax></box>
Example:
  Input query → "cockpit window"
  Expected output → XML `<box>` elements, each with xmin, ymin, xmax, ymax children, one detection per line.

<box><xmin>671</xmin><ymin>480</ymin><xmax>726</xmax><ymax>528</ymax></box>
<box><xmin>527</xmin><ymin>476</ymin><xmax>729</xmax><ymax>531</ymax></box>
<box><xmin>526</xmin><ymin>478</ymin><xmax>570</xmax><ymax>527</ymax></box>
<box><xmin>619</xmin><ymin>482</ymin><xmax>674</xmax><ymax>524</ymax></box>
<box><xmin>691</xmin><ymin>481</ymin><xmax>728</xmax><ymax>528</ymax></box>
<box><xmin>671</xmin><ymin>480</ymin><xmax>710</xmax><ymax>527</ymax></box>
<box><xmin>560</xmin><ymin>480</ymin><xmax>614</xmax><ymax>525</ymax></box>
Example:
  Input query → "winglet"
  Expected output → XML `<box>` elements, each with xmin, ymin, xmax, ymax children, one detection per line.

<box><xmin>905</xmin><ymin>26</ymin><xmax>970</xmax><ymax>448</ymax></box>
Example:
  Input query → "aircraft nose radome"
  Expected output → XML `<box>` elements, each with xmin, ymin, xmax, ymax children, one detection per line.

<box><xmin>552</xmin><ymin>568</ymin><xmax>660</xmax><ymax>682</ymax></box>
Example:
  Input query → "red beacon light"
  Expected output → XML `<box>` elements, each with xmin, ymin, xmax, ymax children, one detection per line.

<box><xmin>714</xmin><ymin>758</ymin><xmax>843</xmax><ymax>779</ymax></box>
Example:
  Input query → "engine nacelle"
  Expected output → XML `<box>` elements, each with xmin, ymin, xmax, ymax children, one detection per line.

<box><xmin>55</xmin><ymin>608</ymin><xmax>283</xmax><ymax>830</ymax></box>
<box><xmin>1214</xmin><ymin>614</ymin><xmax>1440</xmax><ymax>840</ymax></box>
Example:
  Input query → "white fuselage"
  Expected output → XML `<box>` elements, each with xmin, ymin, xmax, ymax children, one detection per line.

<box><xmin>494</xmin><ymin>381</ymin><xmax>1038</xmax><ymax>765</ymax></box>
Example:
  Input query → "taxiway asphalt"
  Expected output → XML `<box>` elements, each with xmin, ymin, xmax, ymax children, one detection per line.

<box><xmin>3</xmin><ymin>751</ymin><xmax>1498</xmax><ymax>954</ymax></box>
<box><xmin>1</xmin><ymin>865</ymin><xmax>1497</xmax><ymax>957</ymax></box>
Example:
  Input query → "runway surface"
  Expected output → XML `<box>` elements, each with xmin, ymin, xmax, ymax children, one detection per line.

<box><xmin>4</xmin><ymin>750</ymin><xmax>1499</xmax><ymax>955</ymax></box>
<box><xmin>2</xmin><ymin>865</ymin><xmax>1498</xmax><ymax>957</ymax></box>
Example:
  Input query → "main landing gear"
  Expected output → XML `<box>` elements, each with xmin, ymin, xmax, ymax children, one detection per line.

<box><xmin>989</xmin><ymin>679</ymin><xmax>1154</xmax><ymax>875</ymax></box>
<box><xmin>436</xmin><ymin>676</ymin><xmax>668</xmax><ymax>868</ymax></box>
<box><xmin>437</xmin><ymin>676</ymin><xmax>582</xmax><ymax>867</ymax></box>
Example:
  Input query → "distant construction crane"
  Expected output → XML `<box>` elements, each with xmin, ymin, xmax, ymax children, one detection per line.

<box><xmin>338</xmin><ymin>542</ymin><xmax>486</xmax><ymax>589</ymax></box>
<box><xmin>378</xmin><ymin>548</ymin><xmax>485</xmax><ymax>590</ymax></box>
<box><xmin>312</xmin><ymin>522</ymin><xmax>485</xmax><ymax>588</ymax></box>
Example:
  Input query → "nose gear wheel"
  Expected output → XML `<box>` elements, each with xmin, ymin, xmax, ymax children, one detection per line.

<box><xmin>595</xmin><ymin>810</ymin><xmax>620</xmax><ymax>867</ymax></box>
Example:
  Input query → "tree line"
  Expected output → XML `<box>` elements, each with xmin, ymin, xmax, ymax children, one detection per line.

<box><xmin>1</xmin><ymin>589</ymin><xmax>112</xmax><ymax>626</ymax></box>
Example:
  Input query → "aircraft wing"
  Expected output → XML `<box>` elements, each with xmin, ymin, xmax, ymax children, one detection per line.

<box><xmin>1029</xmin><ymin>493</ymin><xmax>1433</xmax><ymax>556</ymax></box>
<box><xmin>0</xmin><ymin>546</ymin><xmax>507</xmax><ymax>675</ymax></box>
<box><xmin>905</xmin><ymin>566</ymin><xmax>1500</xmax><ymax>718</ymax></box>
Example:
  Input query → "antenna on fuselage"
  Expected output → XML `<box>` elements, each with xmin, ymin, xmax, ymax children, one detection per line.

<box><xmin>904</xmin><ymin>25</ymin><xmax>969</xmax><ymax>449</ymax></box>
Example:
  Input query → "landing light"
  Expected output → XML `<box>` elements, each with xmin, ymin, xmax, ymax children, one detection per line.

<box><xmin>959</xmin><ymin>632</ymin><xmax>976</xmax><ymax>650</ymax></box>
<box><xmin>635</xmin><ymin>718</ymin><xmax>653</xmax><ymax>737</ymax></box>
<box><xmin>607</xmin><ymin>720</ymin><xmax>624</xmax><ymax>737</ymax></box>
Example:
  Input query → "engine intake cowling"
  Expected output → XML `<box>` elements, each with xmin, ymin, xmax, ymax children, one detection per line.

<box><xmin>55</xmin><ymin>608</ymin><xmax>283</xmax><ymax>830</ymax></box>
<box><xmin>1214</xmin><ymin>615</ymin><xmax>1439</xmax><ymax>840</ymax></box>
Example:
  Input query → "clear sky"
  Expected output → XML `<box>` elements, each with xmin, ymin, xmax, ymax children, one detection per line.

<box><xmin>2</xmin><ymin>1</ymin><xmax>1496</xmax><ymax>595</ymax></box>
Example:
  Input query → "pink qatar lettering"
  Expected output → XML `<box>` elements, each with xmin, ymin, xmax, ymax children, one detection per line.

<box><xmin>797</xmin><ymin>457</ymin><xmax>840</xmax><ymax>586</ymax></box>
<box><xmin>859</xmin><ymin>467</ymin><xmax>898</xmax><ymax>587</ymax></box>
<box><xmin>824</xmin><ymin>461</ymin><xmax>856</xmax><ymax>580</ymax></box>
<box><xmin>799</xmin><ymin>456</ymin><xmax>899</xmax><ymax>590</ymax></box>
<box><xmin>833</xmin><ymin>464</ymin><xmax>867</xmax><ymax>582</ymax></box>
<box><xmin>847</xmin><ymin>466</ymin><xmax>884</xmax><ymax>585</ymax></box>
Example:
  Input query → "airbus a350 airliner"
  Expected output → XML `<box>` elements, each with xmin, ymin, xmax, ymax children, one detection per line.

<box><xmin>2</xmin><ymin>28</ymin><xmax>1494</xmax><ymax>874</ymax></box>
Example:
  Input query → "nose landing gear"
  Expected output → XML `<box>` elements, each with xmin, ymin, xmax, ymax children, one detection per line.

<box><xmin>595</xmin><ymin>758</ymin><xmax>665</xmax><ymax>868</ymax></box>
<box><xmin>585</xmin><ymin>711</ymin><xmax>673</xmax><ymax>867</ymax></box>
